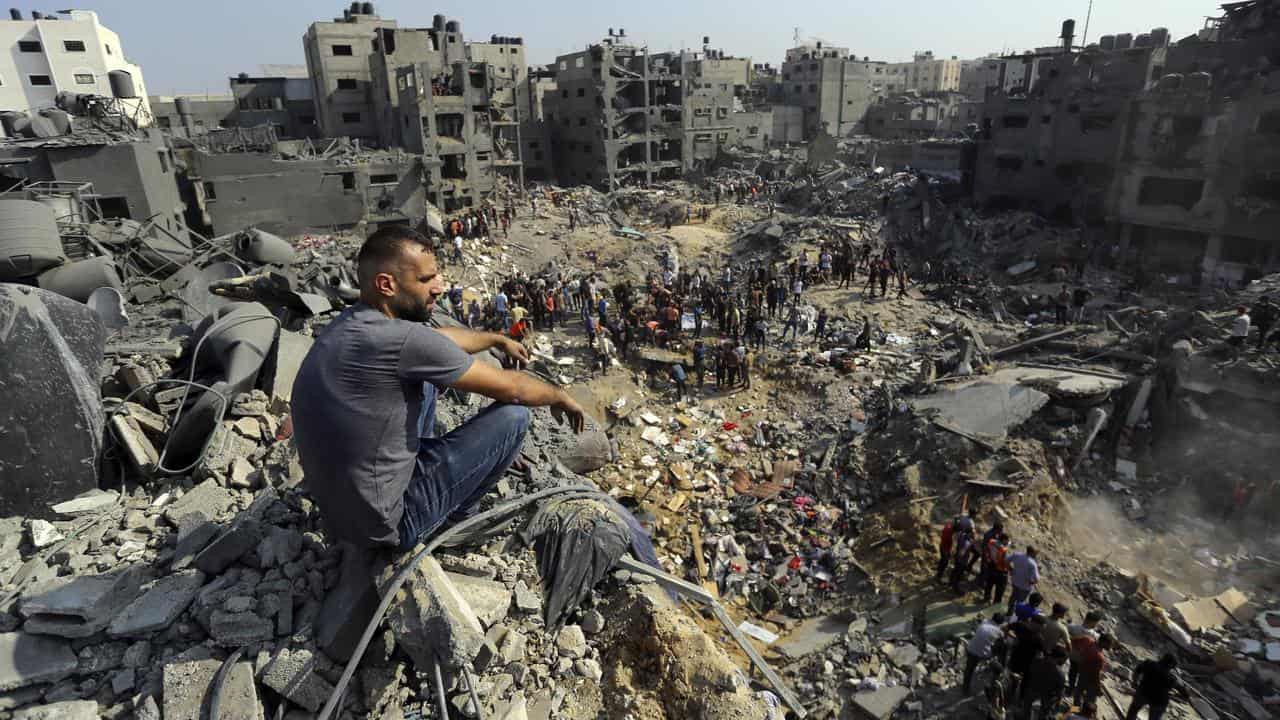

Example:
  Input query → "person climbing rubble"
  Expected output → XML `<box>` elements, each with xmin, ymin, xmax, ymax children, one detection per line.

<box><xmin>291</xmin><ymin>226</ymin><xmax>585</xmax><ymax>553</ymax></box>
<box><xmin>1124</xmin><ymin>653</ymin><xmax>1187</xmax><ymax>720</ymax></box>
<box><xmin>962</xmin><ymin>613</ymin><xmax>1006</xmax><ymax>695</ymax></box>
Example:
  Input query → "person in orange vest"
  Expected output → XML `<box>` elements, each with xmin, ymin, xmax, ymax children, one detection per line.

<box><xmin>983</xmin><ymin>532</ymin><xmax>1011</xmax><ymax>605</ymax></box>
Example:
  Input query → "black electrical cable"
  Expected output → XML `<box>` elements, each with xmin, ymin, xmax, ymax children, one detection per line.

<box><xmin>317</xmin><ymin>484</ymin><xmax>604</xmax><ymax>720</ymax></box>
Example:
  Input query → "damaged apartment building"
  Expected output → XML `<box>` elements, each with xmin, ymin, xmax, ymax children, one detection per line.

<box><xmin>303</xmin><ymin>3</ymin><xmax>534</xmax><ymax>210</ymax></box>
<box><xmin>975</xmin><ymin>2</ymin><xmax>1280</xmax><ymax>283</ymax></box>
<box><xmin>777</xmin><ymin>42</ymin><xmax>886</xmax><ymax>140</ymax></box>
<box><xmin>545</xmin><ymin>32</ymin><xmax>772</xmax><ymax>190</ymax></box>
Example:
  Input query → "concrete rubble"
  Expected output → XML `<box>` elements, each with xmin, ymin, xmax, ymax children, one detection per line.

<box><xmin>0</xmin><ymin>7</ymin><xmax>1279</xmax><ymax>715</ymax></box>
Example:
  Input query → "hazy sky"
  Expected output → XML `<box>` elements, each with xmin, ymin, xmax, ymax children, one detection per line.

<box><xmin>12</xmin><ymin>0</ymin><xmax>1219</xmax><ymax>95</ymax></box>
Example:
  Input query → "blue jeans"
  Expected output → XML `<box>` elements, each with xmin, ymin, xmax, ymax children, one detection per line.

<box><xmin>397</xmin><ymin>382</ymin><xmax>531</xmax><ymax>552</ymax></box>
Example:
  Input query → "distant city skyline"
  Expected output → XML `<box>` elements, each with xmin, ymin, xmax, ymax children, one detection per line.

<box><xmin>5</xmin><ymin>0</ymin><xmax>1220</xmax><ymax>95</ymax></box>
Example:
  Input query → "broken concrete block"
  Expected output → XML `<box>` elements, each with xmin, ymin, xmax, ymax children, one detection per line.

<box><xmin>446</xmin><ymin>571</ymin><xmax>511</xmax><ymax>629</ymax></box>
<box><xmin>50</xmin><ymin>490</ymin><xmax>118</xmax><ymax>518</ymax></box>
<box><xmin>0</xmin><ymin>632</ymin><xmax>78</xmax><ymax>691</ymax></box>
<box><xmin>776</xmin><ymin>615</ymin><xmax>847</xmax><ymax>660</ymax></box>
<box><xmin>163</xmin><ymin>652</ymin><xmax>263</xmax><ymax>720</ymax></box>
<box><xmin>555</xmin><ymin>625</ymin><xmax>587</xmax><ymax>659</ymax></box>
<box><xmin>270</xmin><ymin>330</ymin><xmax>313</xmax><ymax>406</ymax></box>
<box><xmin>134</xmin><ymin>695</ymin><xmax>160</xmax><ymax>720</ymax></box>
<box><xmin>109</xmin><ymin>414</ymin><xmax>158</xmax><ymax>474</ymax></box>
<box><xmin>254</xmin><ymin>527</ymin><xmax>302</xmax><ymax>569</ymax></box>
<box><xmin>0</xmin><ymin>285</ymin><xmax>106</xmax><ymax>518</ymax></box>
<box><xmin>109</xmin><ymin>570</ymin><xmax>205</xmax><ymax>637</ymax></box>
<box><xmin>12</xmin><ymin>700</ymin><xmax>99</xmax><ymax>720</ymax></box>
<box><xmin>386</xmin><ymin>556</ymin><xmax>484</xmax><ymax>670</ymax></box>
<box><xmin>110</xmin><ymin>667</ymin><xmax>135</xmax><ymax>695</ymax></box>
<box><xmin>20</xmin><ymin>568</ymin><xmax>144</xmax><ymax>638</ymax></box>
<box><xmin>163</xmin><ymin>480</ymin><xmax>235</xmax><ymax>527</ymax></box>
<box><xmin>194</xmin><ymin>520</ymin><xmax>263</xmax><ymax>575</ymax></box>
<box><xmin>171</xmin><ymin>514</ymin><xmax>221</xmax><ymax>571</ymax></box>
<box><xmin>208</xmin><ymin>610</ymin><xmax>274</xmax><ymax>647</ymax></box>
<box><xmin>28</xmin><ymin>520</ymin><xmax>63</xmax><ymax>549</ymax></box>
<box><xmin>512</xmin><ymin>580</ymin><xmax>540</xmax><ymax>615</ymax></box>
<box><xmin>849</xmin><ymin>685</ymin><xmax>910</xmax><ymax>720</ymax></box>
<box><xmin>260</xmin><ymin>647</ymin><xmax>335</xmax><ymax>712</ymax></box>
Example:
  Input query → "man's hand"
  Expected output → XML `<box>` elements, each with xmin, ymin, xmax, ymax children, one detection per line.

<box><xmin>498</xmin><ymin>336</ymin><xmax>530</xmax><ymax>363</ymax></box>
<box><xmin>550</xmin><ymin>391</ymin><xmax>586</xmax><ymax>433</ymax></box>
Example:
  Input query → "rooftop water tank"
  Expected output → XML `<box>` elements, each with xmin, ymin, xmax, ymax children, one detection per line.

<box><xmin>1150</xmin><ymin>27</ymin><xmax>1170</xmax><ymax>47</ymax></box>
<box><xmin>1099</xmin><ymin>35</ymin><xmax>1115</xmax><ymax>51</ymax></box>
<box><xmin>108</xmin><ymin>69</ymin><xmax>137</xmax><ymax>99</ymax></box>
<box><xmin>1158</xmin><ymin>73</ymin><xmax>1184</xmax><ymax>92</ymax></box>
<box><xmin>1114</xmin><ymin>33</ymin><xmax>1133</xmax><ymax>50</ymax></box>
<box><xmin>0</xmin><ymin>199</ymin><xmax>66</xmax><ymax>281</ymax></box>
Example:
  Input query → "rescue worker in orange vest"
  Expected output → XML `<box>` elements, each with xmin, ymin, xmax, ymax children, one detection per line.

<box><xmin>983</xmin><ymin>532</ymin><xmax>1011</xmax><ymax>605</ymax></box>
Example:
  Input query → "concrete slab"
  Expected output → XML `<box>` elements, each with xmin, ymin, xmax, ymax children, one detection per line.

<box><xmin>269</xmin><ymin>330</ymin><xmax>312</xmax><ymax>405</ymax></box>
<box><xmin>775</xmin><ymin>615</ymin><xmax>847</xmax><ymax>660</ymax></box>
<box><xmin>194</xmin><ymin>520</ymin><xmax>263</xmax><ymax>575</ymax></box>
<box><xmin>445</xmin><ymin>571</ymin><xmax>511</xmax><ymax>629</ymax></box>
<box><xmin>50</xmin><ymin>491</ymin><xmax>118</xmax><ymax>518</ymax></box>
<box><xmin>1000</xmin><ymin>366</ymin><xmax>1126</xmax><ymax>399</ymax></box>
<box><xmin>386</xmin><ymin>556</ymin><xmax>484</xmax><ymax>669</ymax></box>
<box><xmin>910</xmin><ymin>380</ymin><xmax>1048</xmax><ymax>439</ymax></box>
<box><xmin>163</xmin><ymin>480</ymin><xmax>235</xmax><ymax>528</ymax></box>
<box><xmin>0</xmin><ymin>632</ymin><xmax>78</xmax><ymax>691</ymax></box>
<box><xmin>260</xmin><ymin>647</ymin><xmax>334</xmax><ymax>712</ymax></box>
<box><xmin>109</xmin><ymin>570</ymin><xmax>205</xmax><ymax>637</ymax></box>
<box><xmin>20</xmin><ymin>568</ymin><xmax>143</xmax><ymax>638</ymax></box>
<box><xmin>848</xmin><ymin>685</ymin><xmax>910</xmax><ymax>720</ymax></box>
<box><xmin>163</xmin><ymin>654</ymin><xmax>263</xmax><ymax>720</ymax></box>
<box><xmin>923</xmin><ymin>599</ymin><xmax>1003</xmax><ymax>644</ymax></box>
<box><xmin>11</xmin><ymin>700</ymin><xmax>99</xmax><ymax>720</ymax></box>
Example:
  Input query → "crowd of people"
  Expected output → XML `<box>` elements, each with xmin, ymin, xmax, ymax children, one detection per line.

<box><xmin>437</xmin><ymin>226</ymin><xmax>919</xmax><ymax>402</ymax></box>
<box><xmin>939</xmin><ymin>515</ymin><xmax>1186</xmax><ymax>720</ymax></box>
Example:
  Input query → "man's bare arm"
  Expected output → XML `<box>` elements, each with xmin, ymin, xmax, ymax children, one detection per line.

<box><xmin>436</xmin><ymin>325</ymin><xmax>531</xmax><ymax>363</ymax></box>
<box><xmin>434</xmin><ymin>326</ymin><xmax>503</xmax><ymax>353</ymax></box>
<box><xmin>448</xmin><ymin>360</ymin><xmax>585</xmax><ymax>432</ymax></box>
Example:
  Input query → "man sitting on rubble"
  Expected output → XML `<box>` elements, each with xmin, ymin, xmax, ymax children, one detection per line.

<box><xmin>291</xmin><ymin>227</ymin><xmax>586</xmax><ymax>553</ymax></box>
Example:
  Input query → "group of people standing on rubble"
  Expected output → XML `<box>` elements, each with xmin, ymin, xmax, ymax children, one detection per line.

<box><xmin>939</xmin><ymin>515</ymin><xmax>1187</xmax><ymax>720</ymax></box>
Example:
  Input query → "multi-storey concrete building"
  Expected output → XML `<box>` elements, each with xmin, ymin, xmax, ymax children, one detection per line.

<box><xmin>778</xmin><ymin>43</ymin><xmax>885</xmax><ymax>139</ymax></box>
<box><xmin>303</xmin><ymin>3</ymin><xmax>395</xmax><ymax>142</ymax></box>
<box><xmin>975</xmin><ymin>7</ymin><xmax>1280</xmax><ymax>283</ymax></box>
<box><xmin>0</xmin><ymin>9</ymin><xmax>150</xmax><ymax>125</ymax></box>
<box><xmin>394</xmin><ymin>60</ymin><xmax>499</xmax><ymax>212</ymax></box>
<box><xmin>884</xmin><ymin>51</ymin><xmax>962</xmax><ymax>94</ymax></box>
<box><xmin>230</xmin><ymin>66</ymin><xmax>318</xmax><ymax>140</ymax></box>
<box><xmin>545</xmin><ymin>36</ymin><xmax>687</xmax><ymax>188</ymax></box>
<box><xmin>149</xmin><ymin>95</ymin><xmax>237</xmax><ymax>136</ymax></box>
<box><xmin>544</xmin><ymin>36</ymin><xmax>772</xmax><ymax>189</ymax></box>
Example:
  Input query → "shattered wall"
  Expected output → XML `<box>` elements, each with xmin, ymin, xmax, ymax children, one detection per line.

<box><xmin>0</xmin><ymin>130</ymin><xmax>187</xmax><ymax>239</ymax></box>
<box><xmin>188</xmin><ymin>149</ymin><xmax>426</xmax><ymax>235</ymax></box>
<box><xmin>396</xmin><ymin>61</ymin><xmax>498</xmax><ymax>212</ymax></box>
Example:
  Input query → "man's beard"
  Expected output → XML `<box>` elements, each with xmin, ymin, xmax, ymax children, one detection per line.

<box><xmin>390</xmin><ymin>293</ymin><xmax>434</xmax><ymax>323</ymax></box>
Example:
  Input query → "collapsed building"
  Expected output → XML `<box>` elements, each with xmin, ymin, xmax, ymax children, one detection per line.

<box><xmin>545</xmin><ymin>33</ymin><xmax>773</xmax><ymax>190</ymax></box>
<box><xmin>975</xmin><ymin>7</ymin><xmax>1280</xmax><ymax>281</ymax></box>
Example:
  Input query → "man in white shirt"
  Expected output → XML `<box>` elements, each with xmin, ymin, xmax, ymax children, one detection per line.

<box><xmin>963</xmin><ymin>613</ymin><xmax>1006</xmax><ymax>694</ymax></box>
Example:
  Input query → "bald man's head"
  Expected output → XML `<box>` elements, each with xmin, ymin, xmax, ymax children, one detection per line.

<box><xmin>357</xmin><ymin>227</ymin><xmax>444</xmax><ymax>322</ymax></box>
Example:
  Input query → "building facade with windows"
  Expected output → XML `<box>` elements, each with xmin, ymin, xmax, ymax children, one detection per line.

<box><xmin>0</xmin><ymin>9</ymin><xmax>151</xmax><ymax>125</ymax></box>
